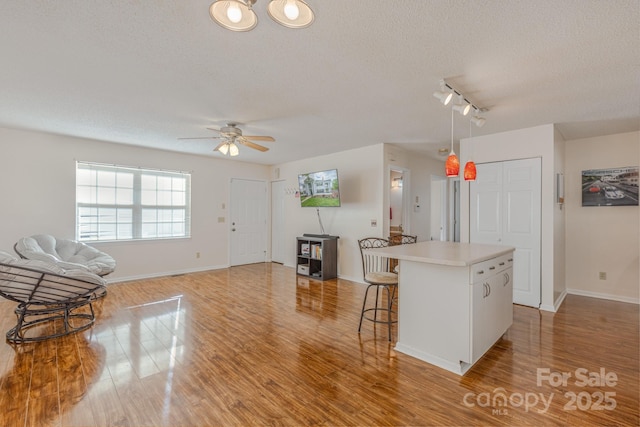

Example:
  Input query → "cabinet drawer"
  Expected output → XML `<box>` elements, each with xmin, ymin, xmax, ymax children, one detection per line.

<box><xmin>470</xmin><ymin>253</ymin><xmax>514</xmax><ymax>283</ymax></box>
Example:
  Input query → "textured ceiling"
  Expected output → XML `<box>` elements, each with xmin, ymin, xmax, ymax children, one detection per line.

<box><xmin>0</xmin><ymin>1</ymin><xmax>638</xmax><ymax>165</ymax></box>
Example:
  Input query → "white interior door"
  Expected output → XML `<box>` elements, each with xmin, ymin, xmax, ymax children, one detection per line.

<box><xmin>230</xmin><ymin>178</ymin><xmax>267</xmax><ymax>266</ymax></box>
<box><xmin>271</xmin><ymin>180</ymin><xmax>285</xmax><ymax>264</ymax></box>
<box><xmin>502</xmin><ymin>158</ymin><xmax>541</xmax><ymax>307</ymax></box>
<box><xmin>470</xmin><ymin>158</ymin><xmax>541</xmax><ymax>307</ymax></box>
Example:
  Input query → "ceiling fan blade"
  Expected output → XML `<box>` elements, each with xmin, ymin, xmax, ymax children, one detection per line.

<box><xmin>206</xmin><ymin>127</ymin><xmax>221</xmax><ymax>133</ymax></box>
<box><xmin>178</xmin><ymin>136</ymin><xmax>222</xmax><ymax>140</ymax></box>
<box><xmin>243</xmin><ymin>135</ymin><xmax>275</xmax><ymax>142</ymax></box>
<box><xmin>238</xmin><ymin>138</ymin><xmax>269</xmax><ymax>152</ymax></box>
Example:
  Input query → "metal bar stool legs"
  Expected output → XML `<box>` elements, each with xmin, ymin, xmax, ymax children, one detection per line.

<box><xmin>358</xmin><ymin>283</ymin><xmax>397</xmax><ymax>341</ymax></box>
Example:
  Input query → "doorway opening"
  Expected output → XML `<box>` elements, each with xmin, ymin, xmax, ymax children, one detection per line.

<box><xmin>389</xmin><ymin>167</ymin><xmax>409</xmax><ymax>240</ymax></box>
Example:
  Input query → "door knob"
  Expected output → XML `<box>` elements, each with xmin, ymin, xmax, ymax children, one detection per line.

<box><xmin>232</xmin><ymin>228</ymin><xmax>236</xmax><ymax>232</ymax></box>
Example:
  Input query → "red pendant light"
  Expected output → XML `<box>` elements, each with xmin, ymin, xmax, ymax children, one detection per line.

<box><xmin>445</xmin><ymin>109</ymin><xmax>459</xmax><ymax>177</ymax></box>
<box><xmin>446</xmin><ymin>152</ymin><xmax>460</xmax><ymax>177</ymax></box>
<box><xmin>464</xmin><ymin>161</ymin><xmax>476</xmax><ymax>181</ymax></box>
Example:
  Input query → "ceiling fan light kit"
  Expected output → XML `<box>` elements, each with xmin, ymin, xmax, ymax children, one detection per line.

<box><xmin>267</xmin><ymin>0</ymin><xmax>314</xmax><ymax>28</ymax></box>
<box><xmin>210</xmin><ymin>0</ymin><xmax>258</xmax><ymax>31</ymax></box>
<box><xmin>210</xmin><ymin>0</ymin><xmax>314</xmax><ymax>31</ymax></box>
<box><xmin>179</xmin><ymin>122</ymin><xmax>275</xmax><ymax>157</ymax></box>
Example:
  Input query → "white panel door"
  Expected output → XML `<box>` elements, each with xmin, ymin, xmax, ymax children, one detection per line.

<box><xmin>470</xmin><ymin>158</ymin><xmax>541</xmax><ymax>307</ymax></box>
<box><xmin>470</xmin><ymin>162</ymin><xmax>502</xmax><ymax>245</ymax></box>
<box><xmin>502</xmin><ymin>158</ymin><xmax>541</xmax><ymax>308</ymax></box>
<box><xmin>230</xmin><ymin>178</ymin><xmax>267</xmax><ymax>266</ymax></box>
<box><xmin>271</xmin><ymin>180</ymin><xmax>286</xmax><ymax>264</ymax></box>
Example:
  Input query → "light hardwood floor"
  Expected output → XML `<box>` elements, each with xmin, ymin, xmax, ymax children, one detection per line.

<box><xmin>0</xmin><ymin>263</ymin><xmax>638</xmax><ymax>426</ymax></box>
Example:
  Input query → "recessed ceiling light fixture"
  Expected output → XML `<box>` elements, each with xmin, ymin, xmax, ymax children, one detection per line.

<box><xmin>210</xmin><ymin>0</ymin><xmax>314</xmax><ymax>31</ymax></box>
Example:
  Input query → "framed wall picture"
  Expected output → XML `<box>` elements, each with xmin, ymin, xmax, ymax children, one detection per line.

<box><xmin>581</xmin><ymin>166</ymin><xmax>639</xmax><ymax>207</ymax></box>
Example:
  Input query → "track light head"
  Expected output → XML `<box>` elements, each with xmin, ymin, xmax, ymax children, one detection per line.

<box><xmin>471</xmin><ymin>115</ymin><xmax>486</xmax><ymax>128</ymax></box>
<box><xmin>453</xmin><ymin>96</ymin><xmax>471</xmax><ymax>116</ymax></box>
<box><xmin>433</xmin><ymin>90</ymin><xmax>453</xmax><ymax>105</ymax></box>
<box><xmin>433</xmin><ymin>80</ymin><xmax>453</xmax><ymax>105</ymax></box>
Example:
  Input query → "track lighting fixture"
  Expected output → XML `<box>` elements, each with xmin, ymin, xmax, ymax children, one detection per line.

<box><xmin>434</xmin><ymin>80</ymin><xmax>488</xmax><ymax>178</ymax></box>
<box><xmin>452</xmin><ymin>96</ymin><xmax>471</xmax><ymax>116</ymax></box>
<box><xmin>210</xmin><ymin>0</ymin><xmax>314</xmax><ymax>31</ymax></box>
<box><xmin>471</xmin><ymin>114</ymin><xmax>486</xmax><ymax>128</ymax></box>
<box><xmin>433</xmin><ymin>81</ymin><xmax>453</xmax><ymax>106</ymax></box>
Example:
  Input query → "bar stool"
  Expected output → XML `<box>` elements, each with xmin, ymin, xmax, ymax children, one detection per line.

<box><xmin>357</xmin><ymin>237</ymin><xmax>398</xmax><ymax>341</ymax></box>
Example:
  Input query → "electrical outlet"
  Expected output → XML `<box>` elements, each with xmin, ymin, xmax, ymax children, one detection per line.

<box><xmin>371</xmin><ymin>220</ymin><xmax>377</xmax><ymax>227</ymax></box>
<box><xmin>599</xmin><ymin>272</ymin><xmax>606</xmax><ymax>280</ymax></box>
<box><xmin>196</xmin><ymin>252</ymin><xmax>201</xmax><ymax>259</ymax></box>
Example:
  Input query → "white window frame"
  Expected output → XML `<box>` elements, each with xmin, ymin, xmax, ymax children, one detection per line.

<box><xmin>76</xmin><ymin>161</ymin><xmax>191</xmax><ymax>242</ymax></box>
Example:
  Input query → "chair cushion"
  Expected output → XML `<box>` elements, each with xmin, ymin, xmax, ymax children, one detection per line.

<box><xmin>365</xmin><ymin>271</ymin><xmax>398</xmax><ymax>285</ymax></box>
<box><xmin>15</xmin><ymin>235</ymin><xmax>116</xmax><ymax>276</ymax></box>
<box><xmin>0</xmin><ymin>251</ymin><xmax>106</xmax><ymax>286</ymax></box>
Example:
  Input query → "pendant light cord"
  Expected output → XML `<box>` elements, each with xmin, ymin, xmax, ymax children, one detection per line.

<box><xmin>451</xmin><ymin>108</ymin><xmax>454</xmax><ymax>153</ymax></box>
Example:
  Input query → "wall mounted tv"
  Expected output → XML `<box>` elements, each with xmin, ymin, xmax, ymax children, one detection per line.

<box><xmin>298</xmin><ymin>169</ymin><xmax>341</xmax><ymax>207</ymax></box>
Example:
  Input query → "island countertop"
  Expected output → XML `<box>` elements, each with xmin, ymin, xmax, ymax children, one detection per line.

<box><xmin>366</xmin><ymin>241</ymin><xmax>514</xmax><ymax>267</ymax></box>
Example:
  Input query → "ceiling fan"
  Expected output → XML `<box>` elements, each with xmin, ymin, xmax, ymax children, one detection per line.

<box><xmin>178</xmin><ymin>122</ymin><xmax>275</xmax><ymax>156</ymax></box>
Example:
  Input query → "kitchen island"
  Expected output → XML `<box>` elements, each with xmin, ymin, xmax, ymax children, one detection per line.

<box><xmin>367</xmin><ymin>241</ymin><xmax>515</xmax><ymax>375</ymax></box>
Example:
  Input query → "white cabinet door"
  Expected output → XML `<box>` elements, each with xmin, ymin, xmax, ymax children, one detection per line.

<box><xmin>471</xmin><ymin>280</ymin><xmax>488</xmax><ymax>363</ymax></box>
<box><xmin>498</xmin><ymin>267</ymin><xmax>514</xmax><ymax>333</ymax></box>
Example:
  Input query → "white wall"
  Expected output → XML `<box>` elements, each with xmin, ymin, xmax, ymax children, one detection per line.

<box><xmin>553</xmin><ymin>127</ymin><xmax>567</xmax><ymax>304</ymax></box>
<box><xmin>564</xmin><ymin>131</ymin><xmax>639</xmax><ymax>303</ymax></box>
<box><xmin>271</xmin><ymin>144</ymin><xmax>384</xmax><ymax>282</ymax></box>
<box><xmin>0</xmin><ymin>127</ymin><xmax>269</xmax><ymax>282</ymax></box>
<box><xmin>460</xmin><ymin>124</ymin><xmax>559</xmax><ymax>311</ymax></box>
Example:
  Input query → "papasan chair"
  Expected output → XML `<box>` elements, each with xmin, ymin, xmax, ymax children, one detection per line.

<box><xmin>14</xmin><ymin>234</ymin><xmax>116</xmax><ymax>276</ymax></box>
<box><xmin>0</xmin><ymin>251</ymin><xmax>107</xmax><ymax>343</ymax></box>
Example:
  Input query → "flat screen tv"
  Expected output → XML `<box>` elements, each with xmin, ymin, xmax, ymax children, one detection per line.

<box><xmin>298</xmin><ymin>168</ymin><xmax>341</xmax><ymax>207</ymax></box>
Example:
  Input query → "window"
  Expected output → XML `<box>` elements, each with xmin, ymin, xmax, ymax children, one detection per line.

<box><xmin>76</xmin><ymin>162</ymin><xmax>191</xmax><ymax>241</ymax></box>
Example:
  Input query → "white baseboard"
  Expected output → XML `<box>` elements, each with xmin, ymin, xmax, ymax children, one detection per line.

<box><xmin>539</xmin><ymin>289</ymin><xmax>568</xmax><ymax>313</ymax></box>
<box><xmin>567</xmin><ymin>288</ymin><xmax>639</xmax><ymax>305</ymax></box>
<box><xmin>105</xmin><ymin>264</ymin><xmax>229</xmax><ymax>284</ymax></box>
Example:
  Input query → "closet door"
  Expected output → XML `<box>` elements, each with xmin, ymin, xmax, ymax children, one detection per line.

<box><xmin>502</xmin><ymin>158</ymin><xmax>541</xmax><ymax>307</ymax></box>
<box><xmin>470</xmin><ymin>162</ymin><xmax>502</xmax><ymax>244</ymax></box>
<box><xmin>470</xmin><ymin>158</ymin><xmax>541</xmax><ymax>308</ymax></box>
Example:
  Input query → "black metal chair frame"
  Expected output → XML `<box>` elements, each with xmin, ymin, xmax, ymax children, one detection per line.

<box><xmin>0</xmin><ymin>261</ymin><xmax>106</xmax><ymax>343</ymax></box>
<box><xmin>389</xmin><ymin>234</ymin><xmax>418</xmax><ymax>246</ymax></box>
<box><xmin>357</xmin><ymin>237</ymin><xmax>398</xmax><ymax>341</ymax></box>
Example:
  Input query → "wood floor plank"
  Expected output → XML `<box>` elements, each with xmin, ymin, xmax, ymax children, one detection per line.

<box><xmin>0</xmin><ymin>263</ymin><xmax>637</xmax><ymax>426</ymax></box>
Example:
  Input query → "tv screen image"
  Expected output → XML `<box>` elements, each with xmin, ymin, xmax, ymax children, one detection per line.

<box><xmin>298</xmin><ymin>169</ymin><xmax>341</xmax><ymax>207</ymax></box>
